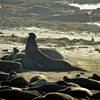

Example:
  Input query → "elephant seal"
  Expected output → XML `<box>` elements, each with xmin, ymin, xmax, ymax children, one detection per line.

<box><xmin>28</xmin><ymin>84</ymin><xmax>67</xmax><ymax>95</ymax></box>
<box><xmin>63</xmin><ymin>76</ymin><xmax>100</xmax><ymax>90</ymax></box>
<box><xmin>25</xmin><ymin>33</ymin><xmax>38</xmax><ymax>67</ymax></box>
<box><xmin>13</xmin><ymin>52</ymin><xmax>40</xmax><ymax>70</ymax></box>
<box><xmin>14</xmin><ymin>58</ymin><xmax>37</xmax><ymax>70</ymax></box>
<box><xmin>25</xmin><ymin>33</ymin><xmax>86</xmax><ymax>71</ymax></box>
<box><xmin>59</xmin><ymin>87</ymin><xmax>92</xmax><ymax>99</ymax></box>
<box><xmin>1</xmin><ymin>75</ymin><xmax>29</xmax><ymax>88</ymax></box>
<box><xmin>0</xmin><ymin>60</ymin><xmax>22</xmax><ymax>73</ymax></box>
<box><xmin>1</xmin><ymin>47</ymin><xmax>19</xmax><ymax>61</ymax></box>
<box><xmin>13</xmin><ymin>47</ymin><xmax>19</xmax><ymax>54</ymax></box>
<box><xmin>55</xmin><ymin>81</ymin><xmax>80</xmax><ymax>87</ymax></box>
<box><xmin>89</xmin><ymin>73</ymin><xmax>100</xmax><ymax>81</ymax></box>
<box><xmin>0</xmin><ymin>89</ymin><xmax>38</xmax><ymax>100</ymax></box>
<box><xmin>30</xmin><ymin>74</ymin><xmax>48</xmax><ymax>83</ymax></box>
<box><xmin>9</xmin><ymin>76</ymin><xmax>29</xmax><ymax>88</ymax></box>
<box><xmin>12</xmin><ymin>48</ymin><xmax>32</xmax><ymax>70</ymax></box>
<box><xmin>34</xmin><ymin>92</ymin><xmax>74</xmax><ymax>100</ymax></box>
<box><xmin>1</xmin><ymin>55</ymin><xmax>11</xmax><ymax>61</ymax></box>
<box><xmin>29</xmin><ymin>79</ymin><xmax>50</xmax><ymax>88</ymax></box>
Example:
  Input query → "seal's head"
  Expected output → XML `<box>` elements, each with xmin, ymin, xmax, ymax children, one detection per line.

<box><xmin>13</xmin><ymin>47</ymin><xmax>19</xmax><ymax>54</ymax></box>
<box><xmin>28</xmin><ymin>33</ymin><xmax>36</xmax><ymax>38</ymax></box>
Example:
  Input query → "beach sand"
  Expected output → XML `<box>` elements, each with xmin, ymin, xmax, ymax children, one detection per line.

<box><xmin>0</xmin><ymin>26</ymin><xmax>100</xmax><ymax>81</ymax></box>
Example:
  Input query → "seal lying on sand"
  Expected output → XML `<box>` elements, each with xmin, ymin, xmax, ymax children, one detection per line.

<box><xmin>55</xmin><ymin>81</ymin><xmax>80</xmax><ymax>87</ymax></box>
<box><xmin>59</xmin><ymin>87</ymin><xmax>92</xmax><ymax>99</ymax></box>
<box><xmin>28</xmin><ymin>84</ymin><xmax>67</xmax><ymax>95</ymax></box>
<box><xmin>1</xmin><ymin>75</ymin><xmax>29</xmax><ymax>88</ymax></box>
<box><xmin>63</xmin><ymin>76</ymin><xmax>100</xmax><ymax>90</ymax></box>
<box><xmin>89</xmin><ymin>73</ymin><xmax>100</xmax><ymax>81</ymax></box>
<box><xmin>0</xmin><ymin>60</ymin><xmax>22</xmax><ymax>73</ymax></box>
<box><xmin>34</xmin><ymin>92</ymin><xmax>74</xmax><ymax>100</ymax></box>
<box><xmin>0</xmin><ymin>89</ymin><xmax>38</xmax><ymax>100</ymax></box>
<box><xmin>13</xmin><ymin>52</ymin><xmax>38</xmax><ymax>70</ymax></box>
<box><xmin>1</xmin><ymin>47</ymin><xmax>19</xmax><ymax>61</ymax></box>
<box><xmin>30</xmin><ymin>74</ymin><xmax>48</xmax><ymax>83</ymax></box>
<box><xmin>25</xmin><ymin>33</ymin><xmax>86</xmax><ymax>71</ymax></box>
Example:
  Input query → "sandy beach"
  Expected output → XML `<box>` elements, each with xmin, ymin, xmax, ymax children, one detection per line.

<box><xmin>0</xmin><ymin>26</ymin><xmax>100</xmax><ymax>81</ymax></box>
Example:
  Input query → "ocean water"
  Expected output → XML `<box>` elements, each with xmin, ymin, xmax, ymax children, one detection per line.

<box><xmin>69</xmin><ymin>3</ymin><xmax>100</xmax><ymax>10</ymax></box>
<box><xmin>55</xmin><ymin>0</ymin><xmax>100</xmax><ymax>10</ymax></box>
<box><xmin>86</xmin><ymin>21</ymin><xmax>100</xmax><ymax>26</ymax></box>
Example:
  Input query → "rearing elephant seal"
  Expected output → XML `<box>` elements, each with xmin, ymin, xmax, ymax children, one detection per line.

<box><xmin>25</xmin><ymin>33</ymin><xmax>86</xmax><ymax>71</ymax></box>
<box><xmin>25</xmin><ymin>33</ymin><xmax>38</xmax><ymax>67</ymax></box>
